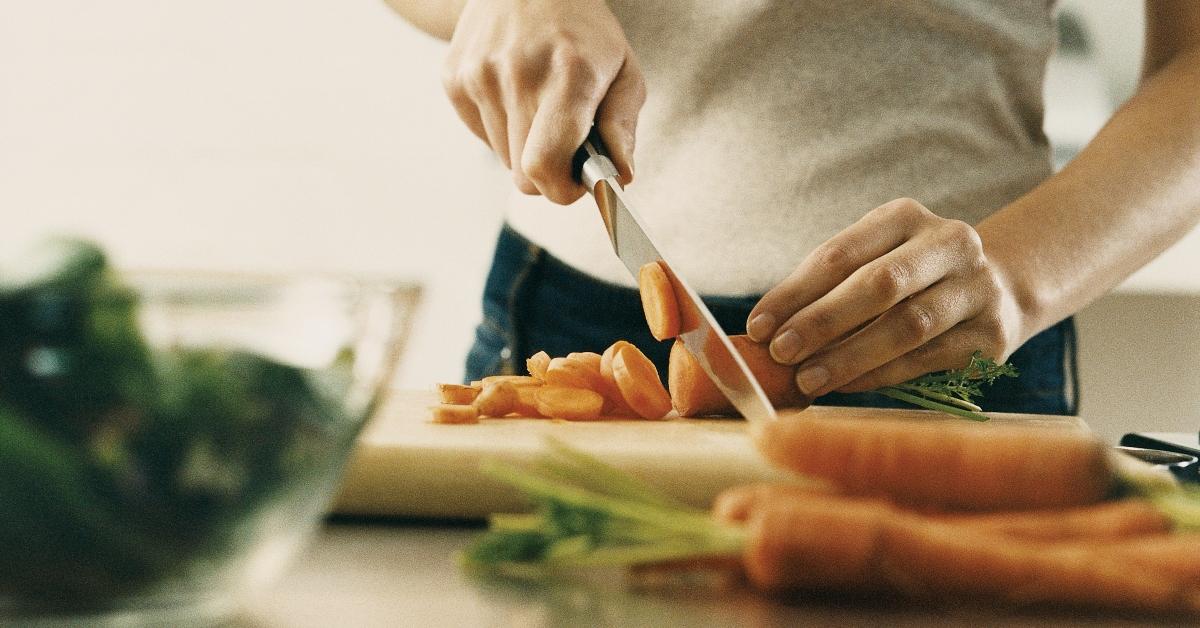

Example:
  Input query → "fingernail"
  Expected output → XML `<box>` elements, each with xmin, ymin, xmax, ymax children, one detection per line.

<box><xmin>796</xmin><ymin>366</ymin><xmax>829</xmax><ymax>395</ymax></box>
<box><xmin>747</xmin><ymin>313</ymin><xmax>775</xmax><ymax>341</ymax></box>
<box><xmin>769</xmin><ymin>330</ymin><xmax>802</xmax><ymax>364</ymax></box>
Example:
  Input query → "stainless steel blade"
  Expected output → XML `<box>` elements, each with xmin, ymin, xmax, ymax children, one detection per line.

<box><xmin>578</xmin><ymin>150</ymin><xmax>777</xmax><ymax>423</ymax></box>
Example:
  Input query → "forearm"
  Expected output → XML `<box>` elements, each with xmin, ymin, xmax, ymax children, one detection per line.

<box><xmin>978</xmin><ymin>43</ymin><xmax>1200</xmax><ymax>342</ymax></box>
<box><xmin>382</xmin><ymin>0</ymin><xmax>466</xmax><ymax>40</ymax></box>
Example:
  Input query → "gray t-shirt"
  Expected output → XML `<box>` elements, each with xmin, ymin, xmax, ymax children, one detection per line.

<box><xmin>506</xmin><ymin>0</ymin><xmax>1058</xmax><ymax>295</ymax></box>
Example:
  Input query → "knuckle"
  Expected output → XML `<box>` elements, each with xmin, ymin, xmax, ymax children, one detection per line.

<box><xmin>895</xmin><ymin>302</ymin><xmax>937</xmax><ymax>341</ymax></box>
<box><xmin>806</xmin><ymin>309</ymin><xmax>839</xmax><ymax>335</ymax></box>
<box><xmin>868</xmin><ymin>262</ymin><xmax>910</xmax><ymax>301</ymax></box>
<box><xmin>974</xmin><ymin>313</ymin><xmax>1009</xmax><ymax>351</ymax></box>
<box><xmin>811</xmin><ymin>244</ymin><xmax>852</xmax><ymax>274</ymax></box>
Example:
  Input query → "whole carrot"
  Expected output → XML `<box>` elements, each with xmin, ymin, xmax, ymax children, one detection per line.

<box><xmin>744</xmin><ymin>498</ymin><xmax>1200</xmax><ymax>614</ymax></box>
<box><xmin>754</xmin><ymin>415</ymin><xmax>1115</xmax><ymax>511</ymax></box>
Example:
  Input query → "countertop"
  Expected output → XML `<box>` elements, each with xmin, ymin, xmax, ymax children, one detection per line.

<box><xmin>235</xmin><ymin>519</ymin><xmax>1192</xmax><ymax>628</ymax></box>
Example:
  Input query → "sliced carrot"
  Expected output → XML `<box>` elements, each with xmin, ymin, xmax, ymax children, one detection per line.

<box><xmin>669</xmin><ymin>335</ymin><xmax>809</xmax><ymax>417</ymax></box>
<box><xmin>742</xmin><ymin>497</ymin><xmax>1198</xmax><ymax>614</ymax></box>
<box><xmin>480</xmin><ymin>375</ymin><xmax>542</xmax><ymax>388</ymax></box>
<box><xmin>638</xmin><ymin>261</ymin><xmax>681</xmax><ymax>341</ymax></box>
<box><xmin>535</xmin><ymin>386</ymin><xmax>605</xmax><ymax>421</ymax></box>
<box><xmin>599</xmin><ymin>341</ymin><xmax>640</xmax><ymax>417</ymax></box>
<box><xmin>612</xmin><ymin>344</ymin><xmax>673</xmax><ymax>420</ymax></box>
<box><xmin>510</xmin><ymin>385</ymin><xmax>545</xmax><ymax>418</ymax></box>
<box><xmin>543</xmin><ymin>356</ymin><xmax>607</xmax><ymax>392</ymax></box>
<box><xmin>567</xmin><ymin>351</ymin><xmax>603</xmax><ymax>371</ymax></box>
<box><xmin>437</xmin><ymin>383</ymin><xmax>480</xmax><ymax>405</ymax></box>
<box><xmin>474</xmin><ymin>381</ymin><xmax>519</xmax><ymax>417</ymax></box>
<box><xmin>526</xmin><ymin>351</ymin><xmax>551</xmax><ymax>381</ymax></box>
<box><xmin>429</xmin><ymin>404</ymin><xmax>480</xmax><ymax>424</ymax></box>
<box><xmin>754</xmin><ymin>414</ymin><xmax>1115</xmax><ymax>512</ymax></box>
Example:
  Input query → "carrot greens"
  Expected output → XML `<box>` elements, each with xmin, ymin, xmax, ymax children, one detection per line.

<box><xmin>875</xmin><ymin>351</ymin><xmax>1018</xmax><ymax>421</ymax></box>
<box><xmin>459</xmin><ymin>439</ymin><xmax>747</xmax><ymax>571</ymax></box>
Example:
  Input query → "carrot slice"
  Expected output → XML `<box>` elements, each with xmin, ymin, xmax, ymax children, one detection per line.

<box><xmin>437</xmin><ymin>383</ymin><xmax>480</xmax><ymax>405</ymax></box>
<box><xmin>567</xmin><ymin>351</ymin><xmax>603</xmax><ymax>371</ymax></box>
<box><xmin>480</xmin><ymin>375</ymin><xmax>542</xmax><ymax>387</ymax></box>
<box><xmin>505</xmin><ymin>386</ymin><xmax>545</xmax><ymax>417</ymax></box>
<box><xmin>638</xmin><ymin>261</ymin><xmax>681</xmax><ymax>340</ymax></box>
<box><xmin>612</xmin><ymin>344</ymin><xmax>673</xmax><ymax>420</ymax></box>
<box><xmin>474</xmin><ymin>381</ymin><xmax>519</xmax><ymax>417</ymax></box>
<box><xmin>429</xmin><ymin>404</ymin><xmax>479</xmax><ymax>424</ymax></box>
<box><xmin>535</xmin><ymin>386</ymin><xmax>605</xmax><ymax>421</ymax></box>
<box><xmin>543</xmin><ymin>356</ymin><xmax>607</xmax><ymax>392</ymax></box>
<box><xmin>526</xmin><ymin>351</ymin><xmax>551</xmax><ymax>381</ymax></box>
<box><xmin>598</xmin><ymin>342</ymin><xmax>640</xmax><ymax>417</ymax></box>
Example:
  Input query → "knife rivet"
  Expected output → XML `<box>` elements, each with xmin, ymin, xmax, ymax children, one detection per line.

<box><xmin>500</xmin><ymin>347</ymin><xmax>512</xmax><ymax>360</ymax></box>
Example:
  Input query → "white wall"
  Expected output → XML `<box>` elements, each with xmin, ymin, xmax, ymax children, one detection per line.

<box><xmin>1</xmin><ymin>2</ymin><xmax>1196</xmax><ymax>440</ymax></box>
<box><xmin>0</xmin><ymin>1</ymin><xmax>507</xmax><ymax>387</ymax></box>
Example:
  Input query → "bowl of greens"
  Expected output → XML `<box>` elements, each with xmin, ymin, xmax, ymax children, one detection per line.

<box><xmin>0</xmin><ymin>238</ymin><xmax>419</xmax><ymax>625</ymax></box>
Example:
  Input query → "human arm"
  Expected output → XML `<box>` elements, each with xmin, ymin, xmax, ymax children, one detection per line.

<box><xmin>385</xmin><ymin>0</ymin><xmax>645</xmax><ymax>203</ymax></box>
<box><xmin>745</xmin><ymin>0</ymin><xmax>1200</xmax><ymax>397</ymax></box>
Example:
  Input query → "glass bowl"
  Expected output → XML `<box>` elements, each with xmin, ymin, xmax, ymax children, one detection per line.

<box><xmin>0</xmin><ymin>267</ymin><xmax>420</xmax><ymax>626</ymax></box>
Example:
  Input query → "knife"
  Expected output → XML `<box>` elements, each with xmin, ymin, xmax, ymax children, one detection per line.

<box><xmin>571</xmin><ymin>128</ymin><xmax>777</xmax><ymax>423</ymax></box>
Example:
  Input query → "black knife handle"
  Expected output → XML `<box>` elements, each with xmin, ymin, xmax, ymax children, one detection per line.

<box><xmin>571</xmin><ymin>126</ymin><xmax>611</xmax><ymax>185</ymax></box>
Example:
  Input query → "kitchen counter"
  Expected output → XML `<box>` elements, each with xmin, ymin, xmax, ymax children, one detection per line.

<box><xmin>235</xmin><ymin>519</ymin><xmax>1191</xmax><ymax>628</ymax></box>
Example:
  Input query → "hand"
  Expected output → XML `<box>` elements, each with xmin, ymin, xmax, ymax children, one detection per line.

<box><xmin>442</xmin><ymin>0</ymin><xmax>646</xmax><ymax>204</ymax></box>
<box><xmin>745</xmin><ymin>198</ymin><xmax>1027</xmax><ymax>397</ymax></box>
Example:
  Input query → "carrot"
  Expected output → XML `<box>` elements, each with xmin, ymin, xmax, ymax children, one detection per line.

<box><xmin>754</xmin><ymin>414</ymin><xmax>1115</xmax><ymax>511</ymax></box>
<box><xmin>437</xmin><ymin>383</ymin><xmax>480</xmax><ymax>405</ymax></box>
<box><xmin>526</xmin><ymin>351</ymin><xmax>551</xmax><ymax>381</ymax></box>
<box><xmin>474</xmin><ymin>381</ymin><xmax>519</xmax><ymax>417</ymax></box>
<box><xmin>429</xmin><ymin>404</ymin><xmax>480</xmax><ymax>425</ymax></box>
<box><xmin>712</xmin><ymin>482</ymin><xmax>835</xmax><ymax>524</ymax></box>
<box><xmin>940</xmin><ymin>499</ymin><xmax>1172</xmax><ymax>542</ymax></box>
<box><xmin>612</xmin><ymin>344</ymin><xmax>673</xmax><ymax>420</ymax></box>
<box><xmin>743</xmin><ymin>498</ymin><xmax>1200</xmax><ymax>613</ymax></box>
<box><xmin>510</xmin><ymin>385</ymin><xmax>545</xmax><ymax>418</ymax></box>
<box><xmin>481</xmin><ymin>375</ymin><xmax>542</xmax><ymax>388</ymax></box>
<box><xmin>567</xmin><ymin>351</ymin><xmax>603</xmax><ymax>371</ymax></box>
<box><xmin>638</xmin><ymin>261</ymin><xmax>681</xmax><ymax>340</ymax></box>
<box><xmin>599</xmin><ymin>341</ymin><xmax>640</xmax><ymax>418</ymax></box>
<box><xmin>544</xmin><ymin>356</ymin><xmax>608</xmax><ymax>393</ymax></box>
<box><xmin>535</xmin><ymin>386</ymin><xmax>605</xmax><ymax>421</ymax></box>
<box><xmin>669</xmin><ymin>336</ymin><xmax>810</xmax><ymax>417</ymax></box>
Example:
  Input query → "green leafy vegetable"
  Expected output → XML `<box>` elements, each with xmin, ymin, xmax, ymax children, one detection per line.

<box><xmin>875</xmin><ymin>351</ymin><xmax>1018</xmax><ymax>421</ymax></box>
<box><xmin>460</xmin><ymin>439</ymin><xmax>747</xmax><ymax>572</ymax></box>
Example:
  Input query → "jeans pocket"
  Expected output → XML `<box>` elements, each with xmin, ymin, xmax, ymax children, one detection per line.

<box><xmin>464</xmin><ymin>317</ymin><xmax>511</xmax><ymax>382</ymax></box>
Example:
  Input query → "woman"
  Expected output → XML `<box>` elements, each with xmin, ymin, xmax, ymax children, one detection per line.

<box><xmin>387</xmin><ymin>0</ymin><xmax>1200</xmax><ymax>416</ymax></box>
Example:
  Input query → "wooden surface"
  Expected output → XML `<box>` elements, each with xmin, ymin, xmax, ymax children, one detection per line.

<box><xmin>332</xmin><ymin>390</ymin><xmax>1088</xmax><ymax>519</ymax></box>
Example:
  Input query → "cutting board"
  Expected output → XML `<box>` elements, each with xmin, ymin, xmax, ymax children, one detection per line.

<box><xmin>332</xmin><ymin>390</ymin><xmax>1087</xmax><ymax>519</ymax></box>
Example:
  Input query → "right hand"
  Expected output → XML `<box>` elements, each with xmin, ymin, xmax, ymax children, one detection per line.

<box><xmin>442</xmin><ymin>0</ymin><xmax>646</xmax><ymax>204</ymax></box>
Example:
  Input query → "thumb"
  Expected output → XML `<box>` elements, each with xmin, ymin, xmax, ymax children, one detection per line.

<box><xmin>595</xmin><ymin>54</ymin><xmax>646</xmax><ymax>186</ymax></box>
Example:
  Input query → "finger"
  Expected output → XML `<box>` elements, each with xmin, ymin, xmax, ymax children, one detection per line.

<box><xmin>790</xmin><ymin>279</ymin><xmax>982</xmax><ymax>397</ymax></box>
<box><xmin>443</xmin><ymin>73</ymin><xmax>489</xmax><ymax>145</ymax></box>
<box><xmin>461</xmin><ymin>67</ymin><xmax>511</xmax><ymax>168</ymax></box>
<box><xmin>835</xmin><ymin>323</ymin><xmax>1000</xmax><ymax>393</ymax></box>
<box><xmin>505</xmin><ymin>91</ymin><xmax>539</xmax><ymax>195</ymax></box>
<box><xmin>522</xmin><ymin>56</ymin><xmax>610</xmax><ymax>204</ymax></box>
<box><xmin>746</xmin><ymin>198</ymin><xmax>935</xmax><ymax>343</ymax></box>
<box><xmin>767</xmin><ymin>229</ymin><xmax>961</xmax><ymax>366</ymax></box>
<box><xmin>595</xmin><ymin>55</ymin><xmax>646</xmax><ymax>185</ymax></box>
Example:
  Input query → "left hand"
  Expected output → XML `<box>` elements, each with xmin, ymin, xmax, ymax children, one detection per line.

<box><xmin>745</xmin><ymin>197</ymin><xmax>1027</xmax><ymax>397</ymax></box>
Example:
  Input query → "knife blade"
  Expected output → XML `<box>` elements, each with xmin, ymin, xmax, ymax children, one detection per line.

<box><xmin>571</xmin><ymin>128</ymin><xmax>777</xmax><ymax>423</ymax></box>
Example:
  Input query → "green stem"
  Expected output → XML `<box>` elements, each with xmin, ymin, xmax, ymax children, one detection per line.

<box><xmin>893</xmin><ymin>383</ymin><xmax>982</xmax><ymax>412</ymax></box>
<box><xmin>876</xmin><ymin>388</ymin><xmax>990</xmax><ymax>421</ymax></box>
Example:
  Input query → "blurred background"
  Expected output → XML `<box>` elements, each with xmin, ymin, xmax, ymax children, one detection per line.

<box><xmin>1</xmin><ymin>0</ymin><xmax>1196</xmax><ymax>442</ymax></box>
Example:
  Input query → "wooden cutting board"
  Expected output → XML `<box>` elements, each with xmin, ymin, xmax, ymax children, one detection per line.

<box><xmin>332</xmin><ymin>389</ymin><xmax>1087</xmax><ymax>519</ymax></box>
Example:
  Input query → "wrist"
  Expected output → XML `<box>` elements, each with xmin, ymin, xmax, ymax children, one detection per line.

<box><xmin>978</xmin><ymin>223</ymin><xmax>1049</xmax><ymax>353</ymax></box>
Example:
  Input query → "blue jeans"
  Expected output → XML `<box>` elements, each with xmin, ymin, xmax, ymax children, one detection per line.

<box><xmin>465</xmin><ymin>225</ymin><xmax>1078</xmax><ymax>415</ymax></box>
